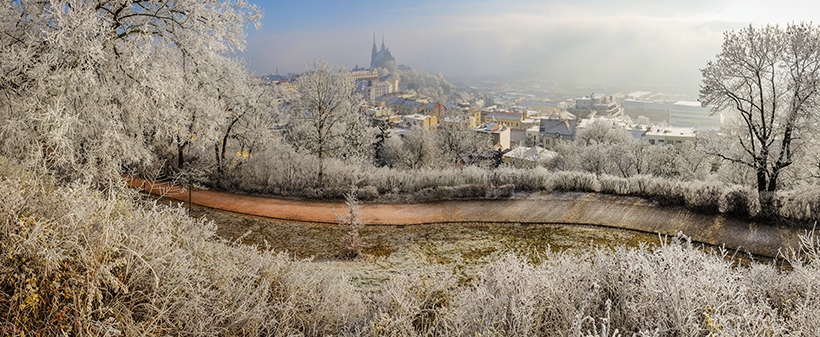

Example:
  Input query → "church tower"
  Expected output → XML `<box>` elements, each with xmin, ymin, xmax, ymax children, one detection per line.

<box><xmin>370</xmin><ymin>31</ymin><xmax>395</xmax><ymax>70</ymax></box>
<box><xmin>371</xmin><ymin>31</ymin><xmax>378</xmax><ymax>65</ymax></box>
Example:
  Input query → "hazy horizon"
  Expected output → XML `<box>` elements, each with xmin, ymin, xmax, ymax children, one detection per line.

<box><xmin>238</xmin><ymin>0</ymin><xmax>820</xmax><ymax>96</ymax></box>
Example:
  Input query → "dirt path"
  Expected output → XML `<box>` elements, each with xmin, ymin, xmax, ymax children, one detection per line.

<box><xmin>126</xmin><ymin>176</ymin><xmax>806</xmax><ymax>258</ymax></box>
<box><xmin>126</xmin><ymin>176</ymin><xmax>446</xmax><ymax>225</ymax></box>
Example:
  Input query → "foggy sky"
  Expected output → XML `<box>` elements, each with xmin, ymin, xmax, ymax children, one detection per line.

<box><xmin>237</xmin><ymin>0</ymin><xmax>820</xmax><ymax>95</ymax></box>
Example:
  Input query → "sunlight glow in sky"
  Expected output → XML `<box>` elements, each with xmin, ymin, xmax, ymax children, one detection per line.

<box><xmin>238</xmin><ymin>0</ymin><xmax>820</xmax><ymax>94</ymax></box>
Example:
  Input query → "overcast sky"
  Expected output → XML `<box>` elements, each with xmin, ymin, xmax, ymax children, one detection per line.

<box><xmin>237</xmin><ymin>0</ymin><xmax>820</xmax><ymax>95</ymax></box>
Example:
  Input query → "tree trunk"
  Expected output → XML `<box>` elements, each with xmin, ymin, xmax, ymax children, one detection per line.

<box><xmin>218</xmin><ymin>117</ymin><xmax>240</xmax><ymax>176</ymax></box>
<box><xmin>177</xmin><ymin>136</ymin><xmax>187</xmax><ymax>170</ymax></box>
<box><xmin>214</xmin><ymin>143</ymin><xmax>222</xmax><ymax>176</ymax></box>
<box><xmin>756</xmin><ymin>167</ymin><xmax>768</xmax><ymax>193</ymax></box>
<box><xmin>767</xmin><ymin>170</ymin><xmax>779</xmax><ymax>192</ymax></box>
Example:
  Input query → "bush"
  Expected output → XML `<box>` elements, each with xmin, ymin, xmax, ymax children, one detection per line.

<box><xmin>778</xmin><ymin>186</ymin><xmax>820</xmax><ymax>222</ymax></box>
<box><xmin>370</xmin><ymin>269</ymin><xmax>457</xmax><ymax>336</ymax></box>
<box><xmin>599</xmin><ymin>174</ymin><xmax>631</xmax><ymax>195</ymax></box>
<box><xmin>438</xmin><ymin>184</ymin><xmax>487</xmax><ymax>199</ymax></box>
<box><xmin>549</xmin><ymin>171</ymin><xmax>601</xmax><ymax>193</ymax></box>
<box><xmin>486</xmin><ymin>184</ymin><xmax>515</xmax><ymax>199</ymax></box>
<box><xmin>684</xmin><ymin>180</ymin><xmax>723</xmax><ymax>214</ymax></box>
<box><xmin>719</xmin><ymin>185</ymin><xmax>760</xmax><ymax>218</ymax></box>
<box><xmin>356</xmin><ymin>185</ymin><xmax>380</xmax><ymax>201</ymax></box>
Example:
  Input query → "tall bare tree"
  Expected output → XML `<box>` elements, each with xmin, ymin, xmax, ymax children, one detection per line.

<box><xmin>283</xmin><ymin>60</ymin><xmax>360</xmax><ymax>186</ymax></box>
<box><xmin>700</xmin><ymin>23</ymin><xmax>820</xmax><ymax>192</ymax></box>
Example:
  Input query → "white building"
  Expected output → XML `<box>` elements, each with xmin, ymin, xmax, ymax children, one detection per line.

<box><xmin>623</xmin><ymin>99</ymin><xmax>722</xmax><ymax>129</ymax></box>
<box><xmin>569</xmin><ymin>93</ymin><xmax>623</xmax><ymax>118</ymax></box>
<box><xmin>502</xmin><ymin>146</ymin><xmax>557</xmax><ymax>166</ymax></box>
<box><xmin>645</xmin><ymin>126</ymin><xmax>697</xmax><ymax>147</ymax></box>
<box><xmin>622</xmin><ymin>99</ymin><xmax>672</xmax><ymax>124</ymax></box>
<box><xmin>669</xmin><ymin>101</ymin><xmax>722</xmax><ymax>129</ymax></box>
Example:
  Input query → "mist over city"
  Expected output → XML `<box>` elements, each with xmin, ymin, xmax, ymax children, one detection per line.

<box><xmin>241</xmin><ymin>0</ymin><xmax>820</xmax><ymax>96</ymax></box>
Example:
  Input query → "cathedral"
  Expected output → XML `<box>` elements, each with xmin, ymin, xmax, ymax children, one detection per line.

<box><xmin>370</xmin><ymin>32</ymin><xmax>395</xmax><ymax>70</ymax></box>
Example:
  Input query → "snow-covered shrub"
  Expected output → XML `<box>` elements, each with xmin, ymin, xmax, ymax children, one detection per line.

<box><xmin>0</xmin><ymin>160</ymin><xmax>366</xmax><ymax>336</ymax></box>
<box><xmin>370</xmin><ymin>269</ymin><xmax>457</xmax><ymax>337</ymax></box>
<box><xmin>356</xmin><ymin>185</ymin><xmax>380</xmax><ymax>201</ymax></box>
<box><xmin>778</xmin><ymin>186</ymin><xmax>820</xmax><ymax>222</ymax></box>
<box><xmin>549</xmin><ymin>171</ymin><xmax>601</xmax><ymax>192</ymax></box>
<box><xmin>599</xmin><ymin>174</ymin><xmax>631</xmax><ymax>195</ymax></box>
<box><xmin>486</xmin><ymin>184</ymin><xmax>515</xmax><ymax>199</ymax></box>
<box><xmin>625</xmin><ymin>175</ymin><xmax>686</xmax><ymax>206</ymax></box>
<box><xmin>719</xmin><ymin>185</ymin><xmax>760</xmax><ymax>218</ymax></box>
<box><xmin>487</xmin><ymin>166</ymin><xmax>550</xmax><ymax>192</ymax></box>
<box><xmin>436</xmin><ymin>184</ymin><xmax>487</xmax><ymax>200</ymax></box>
<box><xmin>684</xmin><ymin>180</ymin><xmax>724</xmax><ymax>214</ymax></box>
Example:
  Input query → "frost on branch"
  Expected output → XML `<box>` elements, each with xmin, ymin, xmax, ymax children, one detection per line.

<box><xmin>0</xmin><ymin>0</ymin><xmax>261</xmax><ymax>185</ymax></box>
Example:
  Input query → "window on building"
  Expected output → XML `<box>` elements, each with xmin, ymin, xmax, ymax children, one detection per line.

<box><xmin>667</xmin><ymin>140</ymin><xmax>673</xmax><ymax>145</ymax></box>
<box><xmin>649</xmin><ymin>139</ymin><xmax>655</xmax><ymax>145</ymax></box>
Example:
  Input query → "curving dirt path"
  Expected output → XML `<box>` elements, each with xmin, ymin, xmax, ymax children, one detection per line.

<box><xmin>126</xmin><ymin>176</ymin><xmax>808</xmax><ymax>259</ymax></box>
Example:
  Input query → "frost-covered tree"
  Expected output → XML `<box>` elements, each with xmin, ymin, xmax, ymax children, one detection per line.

<box><xmin>283</xmin><ymin>60</ymin><xmax>361</xmax><ymax>185</ymax></box>
<box><xmin>577</xmin><ymin>120</ymin><xmax>633</xmax><ymax>146</ymax></box>
<box><xmin>0</xmin><ymin>0</ymin><xmax>261</xmax><ymax>183</ymax></box>
<box><xmin>437</xmin><ymin>108</ymin><xmax>487</xmax><ymax>166</ymax></box>
<box><xmin>400</xmin><ymin>126</ymin><xmax>442</xmax><ymax>170</ymax></box>
<box><xmin>700</xmin><ymin>23</ymin><xmax>820</xmax><ymax>192</ymax></box>
<box><xmin>213</xmin><ymin>65</ymin><xmax>279</xmax><ymax>177</ymax></box>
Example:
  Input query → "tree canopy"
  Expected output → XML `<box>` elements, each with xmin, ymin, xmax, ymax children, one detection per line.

<box><xmin>700</xmin><ymin>23</ymin><xmax>820</xmax><ymax>192</ymax></box>
<box><xmin>0</xmin><ymin>0</ymin><xmax>261</xmax><ymax>183</ymax></box>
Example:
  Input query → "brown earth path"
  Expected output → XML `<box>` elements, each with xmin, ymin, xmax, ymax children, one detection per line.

<box><xmin>126</xmin><ymin>176</ymin><xmax>809</xmax><ymax>259</ymax></box>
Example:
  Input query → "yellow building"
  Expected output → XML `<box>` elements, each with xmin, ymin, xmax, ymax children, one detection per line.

<box><xmin>402</xmin><ymin>114</ymin><xmax>438</xmax><ymax>131</ymax></box>
<box><xmin>473</xmin><ymin>123</ymin><xmax>511</xmax><ymax>150</ymax></box>
<box><xmin>482</xmin><ymin>109</ymin><xmax>530</xmax><ymax>130</ymax></box>
<box><xmin>276</xmin><ymin>79</ymin><xmax>297</xmax><ymax>91</ymax></box>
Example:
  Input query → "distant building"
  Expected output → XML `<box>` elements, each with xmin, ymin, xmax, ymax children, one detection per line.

<box><xmin>622</xmin><ymin>99</ymin><xmax>672</xmax><ymax>124</ymax></box>
<box><xmin>275</xmin><ymin>79</ymin><xmax>297</xmax><ymax>92</ymax></box>
<box><xmin>481</xmin><ymin>109</ymin><xmax>535</xmax><ymax>130</ymax></box>
<box><xmin>348</xmin><ymin>70</ymin><xmax>378</xmax><ymax>81</ymax></box>
<box><xmin>569</xmin><ymin>93</ymin><xmax>623</xmax><ymax>118</ymax></box>
<box><xmin>669</xmin><ymin>101</ymin><xmax>722</xmax><ymax>128</ymax></box>
<box><xmin>518</xmin><ymin>100</ymin><xmax>568</xmax><ymax>114</ymax></box>
<box><xmin>402</xmin><ymin>114</ymin><xmax>437</xmax><ymax>131</ymax></box>
<box><xmin>422</xmin><ymin>102</ymin><xmax>444</xmax><ymax>118</ymax></box>
<box><xmin>370</xmin><ymin>32</ymin><xmax>396</xmax><ymax>70</ymax></box>
<box><xmin>357</xmin><ymin>74</ymin><xmax>399</xmax><ymax>103</ymax></box>
<box><xmin>645</xmin><ymin>126</ymin><xmax>697</xmax><ymax>147</ymax></box>
<box><xmin>400</xmin><ymin>99</ymin><xmax>425</xmax><ymax>115</ymax></box>
<box><xmin>474</xmin><ymin>123</ymin><xmax>511</xmax><ymax>150</ymax></box>
<box><xmin>534</xmin><ymin>116</ymin><xmax>578</xmax><ymax>149</ymax></box>
<box><xmin>502</xmin><ymin>146</ymin><xmax>557</xmax><ymax>166</ymax></box>
<box><xmin>622</xmin><ymin>99</ymin><xmax>722</xmax><ymax>129</ymax></box>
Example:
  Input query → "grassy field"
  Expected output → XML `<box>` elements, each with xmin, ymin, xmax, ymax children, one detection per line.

<box><xmin>190</xmin><ymin>205</ymin><xmax>670</xmax><ymax>288</ymax></box>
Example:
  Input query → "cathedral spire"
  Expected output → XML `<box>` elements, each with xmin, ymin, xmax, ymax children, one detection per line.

<box><xmin>371</xmin><ymin>30</ymin><xmax>378</xmax><ymax>64</ymax></box>
<box><xmin>381</xmin><ymin>31</ymin><xmax>385</xmax><ymax>51</ymax></box>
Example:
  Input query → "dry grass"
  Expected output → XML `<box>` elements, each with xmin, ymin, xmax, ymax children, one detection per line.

<box><xmin>191</xmin><ymin>205</ymin><xmax>668</xmax><ymax>287</ymax></box>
